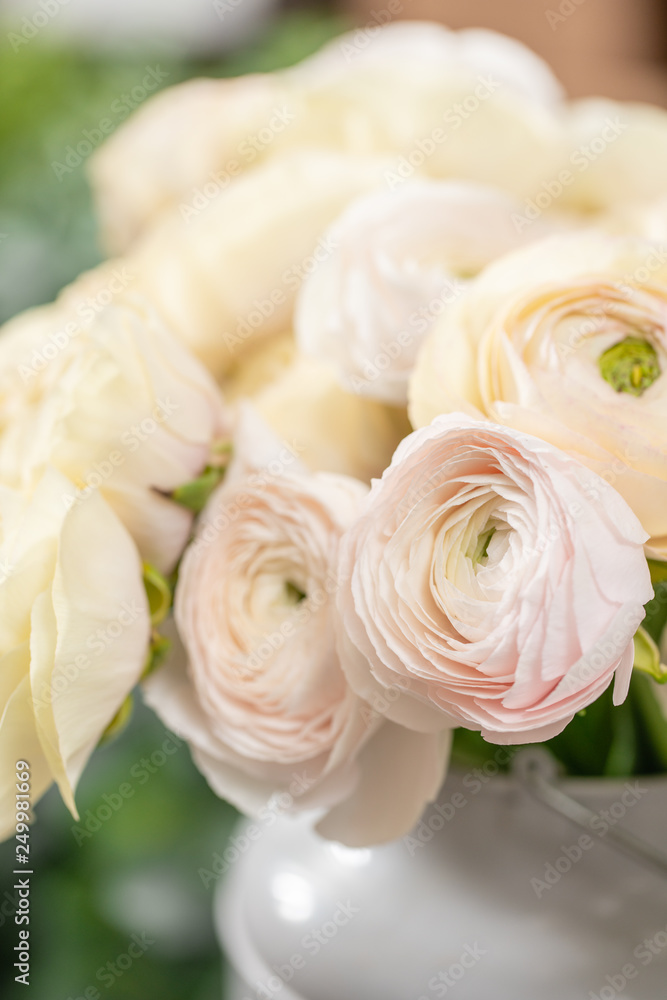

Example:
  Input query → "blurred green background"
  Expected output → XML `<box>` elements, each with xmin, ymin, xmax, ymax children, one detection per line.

<box><xmin>0</xmin><ymin>9</ymin><xmax>343</xmax><ymax>999</ymax></box>
<box><xmin>0</xmin><ymin>6</ymin><xmax>346</xmax><ymax>326</ymax></box>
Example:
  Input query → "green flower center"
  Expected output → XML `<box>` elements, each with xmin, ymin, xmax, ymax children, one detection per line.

<box><xmin>470</xmin><ymin>526</ymin><xmax>496</xmax><ymax>566</ymax></box>
<box><xmin>284</xmin><ymin>581</ymin><xmax>307</xmax><ymax>604</ymax></box>
<box><xmin>598</xmin><ymin>336</ymin><xmax>661</xmax><ymax>397</ymax></box>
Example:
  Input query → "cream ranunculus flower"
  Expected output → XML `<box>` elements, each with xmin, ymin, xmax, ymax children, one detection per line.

<box><xmin>247</xmin><ymin>354</ymin><xmax>411</xmax><ymax>482</ymax></box>
<box><xmin>88</xmin><ymin>74</ymin><xmax>293</xmax><ymax>254</ymax></box>
<box><xmin>0</xmin><ymin>467</ymin><xmax>150</xmax><ymax>840</ymax></box>
<box><xmin>280</xmin><ymin>23</ymin><xmax>566</xmax><ymax>201</ymax></box>
<box><xmin>222</xmin><ymin>329</ymin><xmax>297</xmax><ymax>403</ymax></box>
<box><xmin>5</xmin><ymin>151</ymin><xmax>390</xmax><ymax>409</ymax></box>
<box><xmin>559</xmin><ymin>99</ymin><xmax>667</xmax><ymax>216</ymax></box>
<box><xmin>0</xmin><ymin>296</ymin><xmax>227</xmax><ymax>572</ymax></box>
<box><xmin>124</xmin><ymin>151</ymin><xmax>389</xmax><ymax>378</ymax></box>
<box><xmin>606</xmin><ymin>195</ymin><xmax>667</xmax><ymax>243</ymax></box>
<box><xmin>292</xmin><ymin>21</ymin><xmax>563</xmax><ymax>108</ymax></box>
<box><xmin>295</xmin><ymin>180</ymin><xmax>562</xmax><ymax>405</ymax></box>
<box><xmin>88</xmin><ymin>23</ymin><xmax>566</xmax><ymax>248</ymax></box>
<box><xmin>221</xmin><ymin>332</ymin><xmax>411</xmax><ymax>481</ymax></box>
<box><xmin>337</xmin><ymin>414</ymin><xmax>652</xmax><ymax>744</ymax></box>
<box><xmin>144</xmin><ymin>410</ymin><xmax>449</xmax><ymax>846</ymax></box>
<box><xmin>410</xmin><ymin>233</ymin><xmax>667</xmax><ymax>556</ymax></box>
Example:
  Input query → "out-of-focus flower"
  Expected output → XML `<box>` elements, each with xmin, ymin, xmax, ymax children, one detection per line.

<box><xmin>124</xmin><ymin>152</ymin><xmax>389</xmax><ymax>377</ymax></box>
<box><xmin>89</xmin><ymin>74</ymin><xmax>290</xmax><ymax>254</ymax></box>
<box><xmin>88</xmin><ymin>22</ymin><xmax>567</xmax><ymax>249</ymax></box>
<box><xmin>560</xmin><ymin>100</ymin><xmax>667</xmax><ymax>216</ymax></box>
<box><xmin>250</xmin><ymin>355</ymin><xmax>411</xmax><ymax>482</ymax></box>
<box><xmin>296</xmin><ymin>180</ymin><xmax>562</xmax><ymax>405</ymax></box>
<box><xmin>0</xmin><ymin>297</ymin><xmax>227</xmax><ymax>572</ymax></box>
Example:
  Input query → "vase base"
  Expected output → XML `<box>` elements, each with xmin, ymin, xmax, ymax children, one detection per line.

<box><xmin>215</xmin><ymin>770</ymin><xmax>667</xmax><ymax>999</ymax></box>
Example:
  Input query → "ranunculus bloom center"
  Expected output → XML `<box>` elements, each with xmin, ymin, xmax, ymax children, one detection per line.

<box><xmin>598</xmin><ymin>335</ymin><xmax>661</xmax><ymax>396</ymax></box>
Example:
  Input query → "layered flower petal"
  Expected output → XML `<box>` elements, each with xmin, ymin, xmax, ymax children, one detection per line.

<box><xmin>296</xmin><ymin>180</ymin><xmax>561</xmax><ymax>404</ymax></box>
<box><xmin>337</xmin><ymin>415</ymin><xmax>652</xmax><ymax>743</ymax></box>
<box><xmin>0</xmin><ymin>469</ymin><xmax>150</xmax><ymax>839</ymax></box>
<box><xmin>410</xmin><ymin>233</ymin><xmax>667</xmax><ymax>555</ymax></box>
<box><xmin>145</xmin><ymin>411</ymin><xmax>449</xmax><ymax>843</ymax></box>
<box><xmin>0</xmin><ymin>297</ymin><xmax>227</xmax><ymax>572</ymax></box>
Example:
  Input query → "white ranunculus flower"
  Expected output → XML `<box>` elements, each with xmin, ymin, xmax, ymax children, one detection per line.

<box><xmin>0</xmin><ymin>296</ymin><xmax>227</xmax><ymax>572</ymax></box>
<box><xmin>87</xmin><ymin>22</ymin><xmax>566</xmax><ymax>245</ymax></box>
<box><xmin>222</xmin><ymin>329</ymin><xmax>297</xmax><ymax>404</ymax></box>
<box><xmin>88</xmin><ymin>74</ymin><xmax>294</xmax><ymax>254</ymax></box>
<box><xmin>292</xmin><ymin>21</ymin><xmax>563</xmax><ymax>107</ymax></box>
<box><xmin>144</xmin><ymin>410</ymin><xmax>449</xmax><ymax>845</ymax></box>
<box><xmin>220</xmin><ymin>336</ymin><xmax>410</xmax><ymax>481</ymax></box>
<box><xmin>250</xmin><ymin>355</ymin><xmax>411</xmax><ymax>482</ymax></box>
<box><xmin>125</xmin><ymin>151</ymin><xmax>389</xmax><ymax>377</ymax></box>
<box><xmin>607</xmin><ymin>195</ymin><xmax>667</xmax><ymax>243</ymax></box>
<box><xmin>295</xmin><ymin>180</ymin><xmax>562</xmax><ymax>404</ymax></box>
<box><xmin>280</xmin><ymin>23</ymin><xmax>567</xmax><ymax>201</ymax></box>
<box><xmin>0</xmin><ymin>468</ymin><xmax>150</xmax><ymax>840</ymax></box>
<box><xmin>560</xmin><ymin>99</ymin><xmax>667</xmax><ymax>216</ymax></box>
<box><xmin>409</xmin><ymin>233</ymin><xmax>667</xmax><ymax>556</ymax></box>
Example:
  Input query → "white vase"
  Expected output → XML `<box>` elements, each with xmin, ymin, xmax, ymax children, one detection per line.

<box><xmin>2</xmin><ymin>0</ymin><xmax>279</xmax><ymax>54</ymax></box>
<box><xmin>214</xmin><ymin>755</ymin><xmax>667</xmax><ymax>1000</ymax></box>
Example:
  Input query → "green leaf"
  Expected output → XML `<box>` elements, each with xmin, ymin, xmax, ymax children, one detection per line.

<box><xmin>171</xmin><ymin>466</ymin><xmax>226</xmax><ymax>513</ymax></box>
<box><xmin>603</xmin><ymin>697</ymin><xmax>638</xmax><ymax>777</ymax></box>
<box><xmin>142</xmin><ymin>632</ymin><xmax>172</xmax><ymax>680</ymax></box>
<box><xmin>142</xmin><ymin>563</ymin><xmax>172</xmax><ymax>626</ymax></box>
<box><xmin>546</xmin><ymin>684</ymin><xmax>616</xmax><ymax>775</ymax></box>
<box><xmin>98</xmin><ymin>695</ymin><xmax>133</xmax><ymax>746</ymax></box>
<box><xmin>629</xmin><ymin>672</ymin><xmax>667</xmax><ymax>770</ymax></box>
<box><xmin>648</xmin><ymin>558</ymin><xmax>667</xmax><ymax>586</ymax></box>
<box><xmin>633</xmin><ymin>626</ymin><xmax>667</xmax><ymax>683</ymax></box>
<box><xmin>450</xmin><ymin>728</ymin><xmax>520</xmax><ymax>771</ymax></box>
<box><xmin>642</xmin><ymin>580</ymin><xmax>667</xmax><ymax>646</ymax></box>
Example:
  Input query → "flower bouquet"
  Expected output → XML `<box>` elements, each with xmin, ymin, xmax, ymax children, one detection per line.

<box><xmin>3</xmin><ymin>21</ymin><xmax>667</xmax><ymax>864</ymax></box>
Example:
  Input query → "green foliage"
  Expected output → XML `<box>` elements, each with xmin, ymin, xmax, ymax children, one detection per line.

<box><xmin>633</xmin><ymin>626</ymin><xmax>667</xmax><ymax>683</ymax></box>
<box><xmin>142</xmin><ymin>633</ymin><xmax>173</xmax><ymax>680</ymax></box>
<box><xmin>643</xmin><ymin>580</ymin><xmax>667</xmax><ymax>645</ymax></box>
<box><xmin>451</xmin><ymin>672</ymin><xmax>667</xmax><ymax>781</ymax></box>
<box><xmin>143</xmin><ymin>564</ymin><xmax>173</xmax><ymax>626</ymax></box>
<box><xmin>0</xmin><ymin>700</ymin><xmax>239</xmax><ymax>999</ymax></box>
<box><xmin>0</xmin><ymin>43</ymin><xmax>188</xmax><ymax>321</ymax></box>
<box><xmin>99</xmin><ymin>694</ymin><xmax>134</xmax><ymax>746</ymax></box>
<box><xmin>0</xmin><ymin>10</ymin><xmax>345</xmax><ymax>323</ymax></box>
<box><xmin>172</xmin><ymin>467</ymin><xmax>227</xmax><ymax>514</ymax></box>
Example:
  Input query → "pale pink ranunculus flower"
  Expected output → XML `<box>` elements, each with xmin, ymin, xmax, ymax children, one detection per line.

<box><xmin>144</xmin><ymin>410</ymin><xmax>449</xmax><ymax>845</ymax></box>
<box><xmin>337</xmin><ymin>414</ymin><xmax>653</xmax><ymax>744</ymax></box>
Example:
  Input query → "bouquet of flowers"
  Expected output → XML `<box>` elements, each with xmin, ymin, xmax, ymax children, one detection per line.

<box><xmin>3</xmin><ymin>21</ymin><xmax>667</xmax><ymax>848</ymax></box>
